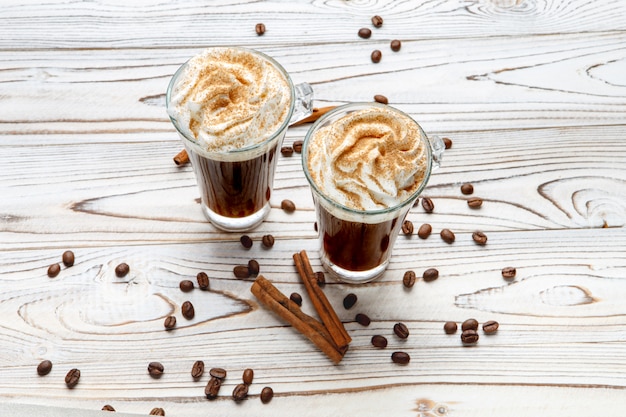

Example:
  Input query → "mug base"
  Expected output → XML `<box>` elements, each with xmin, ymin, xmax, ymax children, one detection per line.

<box><xmin>320</xmin><ymin>256</ymin><xmax>388</xmax><ymax>284</ymax></box>
<box><xmin>201</xmin><ymin>203</ymin><xmax>271</xmax><ymax>232</ymax></box>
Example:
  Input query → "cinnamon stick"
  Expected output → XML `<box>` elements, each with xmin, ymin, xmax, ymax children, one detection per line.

<box><xmin>173</xmin><ymin>149</ymin><xmax>189</xmax><ymax>166</ymax></box>
<box><xmin>289</xmin><ymin>106</ymin><xmax>337</xmax><ymax>127</ymax></box>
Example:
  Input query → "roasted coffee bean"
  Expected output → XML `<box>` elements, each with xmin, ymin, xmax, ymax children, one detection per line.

<box><xmin>37</xmin><ymin>359</ymin><xmax>53</xmax><ymax>376</ymax></box>
<box><xmin>401</xmin><ymin>220</ymin><xmax>414</xmax><ymax>235</ymax></box>
<box><xmin>115</xmin><ymin>262</ymin><xmax>130</xmax><ymax>278</ymax></box>
<box><xmin>255</xmin><ymin>23</ymin><xmax>266</xmax><ymax>35</ymax></box>
<box><xmin>47</xmin><ymin>263</ymin><xmax>61</xmax><ymax>278</ymax></box>
<box><xmin>440</xmin><ymin>229</ymin><xmax>455</xmax><ymax>244</ymax></box>
<box><xmin>148</xmin><ymin>362</ymin><xmax>164</xmax><ymax>378</ymax></box>
<box><xmin>292</xmin><ymin>140</ymin><xmax>303</xmax><ymax>153</ymax></box>
<box><xmin>65</xmin><ymin>368</ymin><xmax>81</xmax><ymax>388</ymax></box>
<box><xmin>355</xmin><ymin>313</ymin><xmax>371</xmax><ymax>326</ymax></box>
<box><xmin>280</xmin><ymin>146</ymin><xmax>294</xmax><ymax>156</ymax></box>
<box><xmin>240</xmin><ymin>234</ymin><xmax>253</xmax><ymax>249</ymax></box>
<box><xmin>205</xmin><ymin>376</ymin><xmax>222</xmax><ymax>399</ymax></box>
<box><xmin>210</xmin><ymin>367</ymin><xmax>227</xmax><ymax>379</ymax></box>
<box><xmin>149</xmin><ymin>407</ymin><xmax>165</xmax><ymax>416</ymax></box>
<box><xmin>403</xmin><ymin>270</ymin><xmax>416</xmax><ymax>288</ymax></box>
<box><xmin>443</xmin><ymin>137</ymin><xmax>453</xmax><ymax>149</ymax></box>
<box><xmin>261</xmin><ymin>234</ymin><xmax>275</xmax><ymax>248</ymax></box>
<box><xmin>343</xmin><ymin>293</ymin><xmax>357</xmax><ymax>310</ymax></box>
<box><xmin>502</xmin><ymin>266</ymin><xmax>516</xmax><ymax>280</ymax></box>
<box><xmin>196</xmin><ymin>272</ymin><xmax>210</xmax><ymax>290</ymax></box>
<box><xmin>472</xmin><ymin>231</ymin><xmax>488</xmax><ymax>246</ymax></box>
<box><xmin>102</xmin><ymin>405</ymin><xmax>115</xmax><ymax>411</ymax></box>
<box><xmin>461</xmin><ymin>329</ymin><xmax>479</xmax><ymax>344</ymax></box>
<box><xmin>164</xmin><ymin>315</ymin><xmax>176</xmax><ymax>330</ymax></box>
<box><xmin>482</xmin><ymin>320</ymin><xmax>499</xmax><ymax>334</ymax></box>
<box><xmin>444</xmin><ymin>321</ymin><xmax>458</xmax><ymax>334</ymax></box>
<box><xmin>260</xmin><ymin>386</ymin><xmax>274</xmax><ymax>404</ymax></box>
<box><xmin>422</xmin><ymin>268</ymin><xmax>439</xmax><ymax>282</ymax></box>
<box><xmin>62</xmin><ymin>250</ymin><xmax>75</xmax><ymax>267</ymax></box>
<box><xmin>315</xmin><ymin>271</ymin><xmax>326</xmax><ymax>287</ymax></box>
<box><xmin>390</xmin><ymin>39</ymin><xmax>402</xmax><ymax>51</ymax></box>
<box><xmin>391</xmin><ymin>351</ymin><xmax>410</xmax><ymax>365</ymax></box>
<box><xmin>191</xmin><ymin>360</ymin><xmax>205</xmax><ymax>379</ymax></box>
<box><xmin>358</xmin><ymin>27</ymin><xmax>372</xmax><ymax>38</ymax></box>
<box><xmin>179</xmin><ymin>279</ymin><xmax>194</xmax><ymax>292</ymax></box>
<box><xmin>461</xmin><ymin>183</ymin><xmax>474</xmax><ymax>195</ymax></box>
<box><xmin>393</xmin><ymin>322</ymin><xmax>409</xmax><ymax>339</ymax></box>
<box><xmin>233</xmin><ymin>265</ymin><xmax>251</xmax><ymax>279</ymax></box>
<box><xmin>374</xmin><ymin>94</ymin><xmax>389</xmax><ymax>105</ymax></box>
<box><xmin>248</xmin><ymin>259</ymin><xmax>260</xmax><ymax>276</ymax></box>
<box><xmin>182</xmin><ymin>301</ymin><xmax>195</xmax><ymax>320</ymax></box>
<box><xmin>417</xmin><ymin>223</ymin><xmax>432</xmax><ymax>239</ymax></box>
<box><xmin>467</xmin><ymin>197</ymin><xmax>483</xmax><ymax>209</ymax></box>
<box><xmin>242</xmin><ymin>368</ymin><xmax>254</xmax><ymax>385</ymax></box>
<box><xmin>461</xmin><ymin>318</ymin><xmax>479</xmax><ymax>331</ymax></box>
<box><xmin>421</xmin><ymin>197</ymin><xmax>434</xmax><ymax>213</ymax></box>
<box><xmin>371</xmin><ymin>15</ymin><xmax>384</xmax><ymax>27</ymax></box>
<box><xmin>290</xmin><ymin>292</ymin><xmax>303</xmax><ymax>306</ymax></box>
<box><xmin>371</xmin><ymin>49</ymin><xmax>382</xmax><ymax>63</ymax></box>
<box><xmin>232</xmin><ymin>383</ymin><xmax>249</xmax><ymax>402</ymax></box>
<box><xmin>281</xmin><ymin>199</ymin><xmax>296</xmax><ymax>212</ymax></box>
<box><xmin>371</xmin><ymin>335</ymin><xmax>388</xmax><ymax>348</ymax></box>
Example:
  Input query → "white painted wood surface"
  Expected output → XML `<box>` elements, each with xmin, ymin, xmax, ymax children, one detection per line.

<box><xmin>1</xmin><ymin>0</ymin><xmax>625</xmax><ymax>415</ymax></box>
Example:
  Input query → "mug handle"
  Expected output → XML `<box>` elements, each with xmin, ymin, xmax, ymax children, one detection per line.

<box><xmin>290</xmin><ymin>82</ymin><xmax>314</xmax><ymax>124</ymax></box>
<box><xmin>428</xmin><ymin>135</ymin><xmax>445</xmax><ymax>169</ymax></box>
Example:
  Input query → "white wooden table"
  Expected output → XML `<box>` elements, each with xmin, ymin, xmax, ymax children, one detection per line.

<box><xmin>1</xmin><ymin>1</ymin><xmax>626</xmax><ymax>415</ymax></box>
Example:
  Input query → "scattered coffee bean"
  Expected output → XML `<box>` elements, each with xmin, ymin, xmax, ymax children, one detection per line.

<box><xmin>292</xmin><ymin>140</ymin><xmax>303</xmax><ymax>153</ymax></box>
<box><xmin>102</xmin><ymin>405</ymin><xmax>115</xmax><ymax>411</ymax></box>
<box><xmin>65</xmin><ymin>368</ymin><xmax>81</xmax><ymax>388</ymax></box>
<box><xmin>461</xmin><ymin>329</ymin><xmax>479</xmax><ymax>345</ymax></box>
<box><xmin>371</xmin><ymin>49</ymin><xmax>382</xmax><ymax>63</ymax></box>
<box><xmin>443</xmin><ymin>137</ymin><xmax>453</xmax><ymax>149</ymax></box>
<box><xmin>374</xmin><ymin>94</ymin><xmax>389</xmax><ymax>105</ymax></box>
<box><xmin>242</xmin><ymin>368</ymin><xmax>254</xmax><ymax>385</ymax></box>
<box><xmin>401</xmin><ymin>220</ymin><xmax>414</xmax><ymax>235</ymax></box>
<box><xmin>355</xmin><ymin>313</ymin><xmax>371</xmax><ymax>326</ymax></box>
<box><xmin>232</xmin><ymin>383</ymin><xmax>249</xmax><ymax>402</ymax></box>
<box><xmin>37</xmin><ymin>360</ymin><xmax>53</xmax><ymax>376</ymax></box>
<box><xmin>182</xmin><ymin>301</ymin><xmax>195</xmax><ymax>320</ymax></box>
<box><xmin>280</xmin><ymin>146</ymin><xmax>294</xmax><ymax>156</ymax></box>
<box><xmin>115</xmin><ymin>262</ymin><xmax>130</xmax><ymax>278</ymax></box>
<box><xmin>196</xmin><ymin>272</ymin><xmax>210</xmax><ymax>290</ymax></box>
<box><xmin>148</xmin><ymin>362</ymin><xmax>164</xmax><ymax>378</ymax></box>
<box><xmin>371</xmin><ymin>335</ymin><xmax>388</xmax><ymax>348</ymax></box>
<box><xmin>440</xmin><ymin>229</ymin><xmax>455</xmax><ymax>244</ymax></box>
<box><xmin>179</xmin><ymin>279</ymin><xmax>194</xmax><ymax>292</ymax></box>
<box><xmin>417</xmin><ymin>223</ymin><xmax>432</xmax><ymax>239</ymax></box>
<box><xmin>149</xmin><ymin>407</ymin><xmax>165</xmax><ymax>416</ymax></box>
<box><xmin>315</xmin><ymin>271</ymin><xmax>326</xmax><ymax>287</ymax></box>
<box><xmin>502</xmin><ymin>266</ymin><xmax>516</xmax><ymax>280</ymax></box>
<box><xmin>47</xmin><ymin>263</ymin><xmax>60</xmax><ymax>278</ymax></box>
<box><xmin>191</xmin><ymin>360</ymin><xmax>205</xmax><ymax>379</ymax></box>
<box><xmin>260</xmin><ymin>386</ymin><xmax>274</xmax><ymax>404</ymax></box>
<box><xmin>281</xmin><ymin>199</ymin><xmax>296</xmax><ymax>212</ymax></box>
<box><xmin>233</xmin><ymin>265</ymin><xmax>251</xmax><ymax>279</ymax></box>
<box><xmin>255</xmin><ymin>23</ymin><xmax>266</xmax><ymax>36</ymax></box>
<box><xmin>390</xmin><ymin>39</ymin><xmax>401</xmax><ymax>51</ymax></box>
<box><xmin>240</xmin><ymin>234</ymin><xmax>253</xmax><ymax>249</ymax></box>
<box><xmin>205</xmin><ymin>377</ymin><xmax>222</xmax><ymax>399</ymax></box>
<box><xmin>472</xmin><ymin>231</ymin><xmax>488</xmax><ymax>245</ymax></box>
<box><xmin>421</xmin><ymin>197</ymin><xmax>434</xmax><ymax>213</ymax></box>
<box><xmin>461</xmin><ymin>183</ymin><xmax>474</xmax><ymax>195</ymax></box>
<box><xmin>62</xmin><ymin>250</ymin><xmax>75</xmax><ymax>267</ymax></box>
<box><xmin>444</xmin><ymin>321</ymin><xmax>458</xmax><ymax>334</ymax></box>
<box><xmin>290</xmin><ymin>292</ymin><xmax>303</xmax><ymax>306</ymax></box>
<box><xmin>248</xmin><ymin>259</ymin><xmax>260</xmax><ymax>276</ymax></box>
<box><xmin>461</xmin><ymin>318</ymin><xmax>479</xmax><ymax>331</ymax></box>
<box><xmin>467</xmin><ymin>197</ymin><xmax>483</xmax><ymax>209</ymax></box>
<box><xmin>210</xmin><ymin>367</ymin><xmax>227</xmax><ymax>379</ymax></box>
<box><xmin>483</xmin><ymin>320</ymin><xmax>499</xmax><ymax>334</ymax></box>
<box><xmin>358</xmin><ymin>27</ymin><xmax>372</xmax><ymax>38</ymax></box>
<box><xmin>164</xmin><ymin>315</ymin><xmax>176</xmax><ymax>330</ymax></box>
<box><xmin>391</xmin><ymin>351</ymin><xmax>410</xmax><ymax>365</ymax></box>
<box><xmin>403</xmin><ymin>270</ymin><xmax>416</xmax><ymax>288</ymax></box>
<box><xmin>261</xmin><ymin>234</ymin><xmax>275</xmax><ymax>248</ymax></box>
<box><xmin>343</xmin><ymin>293</ymin><xmax>358</xmax><ymax>309</ymax></box>
<box><xmin>422</xmin><ymin>268</ymin><xmax>439</xmax><ymax>282</ymax></box>
<box><xmin>371</xmin><ymin>15</ymin><xmax>383</xmax><ymax>27</ymax></box>
<box><xmin>393</xmin><ymin>322</ymin><xmax>410</xmax><ymax>339</ymax></box>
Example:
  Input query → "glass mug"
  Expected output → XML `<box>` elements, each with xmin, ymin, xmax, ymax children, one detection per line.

<box><xmin>166</xmin><ymin>47</ymin><xmax>312</xmax><ymax>232</ymax></box>
<box><xmin>302</xmin><ymin>103</ymin><xmax>444</xmax><ymax>284</ymax></box>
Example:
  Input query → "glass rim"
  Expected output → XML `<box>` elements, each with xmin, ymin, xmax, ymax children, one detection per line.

<box><xmin>165</xmin><ymin>46</ymin><xmax>296</xmax><ymax>156</ymax></box>
<box><xmin>302</xmin><ymin>102</ymin><xmax>434</xmax><ymax>217</ymax></box>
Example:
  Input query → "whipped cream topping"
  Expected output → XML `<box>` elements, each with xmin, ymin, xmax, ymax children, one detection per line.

<box><xmin>167</xmin><ymin>47</ymin><xmax>292</xmax><ymax>153</ymax></box>
<box><xmin>306</xmin><ymin>106</ymin><xmax>428</xmax><ymax>211</ymax></box>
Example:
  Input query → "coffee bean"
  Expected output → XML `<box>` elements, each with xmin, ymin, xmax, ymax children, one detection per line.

<box><xmin>233</xmin><ymin>265</ymin><xmax>251</xmax><ymax>279</ymax></box>
<box><xmin>443</xmin><ymin>321</ymin><xmax>458</xmax><ymax>334</ymax></box>
<box><xmin>37</xmin><ymin>360</ymin><xmax>53</xmax><ymax>376</ymax></box>
<box><xmin>196</xmin><ymin>272</ymin><xmax>210</xmax><ymax>290</ymax></box>
<box><xmin>255</xmin><ymin>23</ymin><xmax>266</xmax><ymax>36</ymax></box>
<box><xmin>472</xmin><ymin>231</ymin><xmax>488</xmax><ymax>245</ymax></box>
<box><xmin>460</xmin><ymin>183</ymin><xmax>474</xmax><ymax>195</ymax></box>
<box><xmin>240</xmin><ymin>234</ymin><xmax>253</xmax><ymax>249</ymax></box>
<box><xmin>209</xmin><ymin>367</ymin><xmax>227</xmax><ymax>379</ymax></box>
<box><xmin>115</xmin><ymin>262</ymin><xmax>130</xmax><ymax>278</ymax></box>
<box><xmin>374</xmin><ymin>94</ymin><xmax>389</xmax><ymax>105</ymax></box>
<box><xmin>421</xmin><ymin>197</ymin><xmax>434</xmax><ymax>213</ymax></box>
<box><xmin>482</xmin><ymin>320</ymin><xmax>499</xmax><ymax>334</ymax></box>
<box><xmin>281</xmin><ymin>199</ymin><xmax>296</xmax><ymax>212</ymax></box>
<box><xmin>315</xmin><ymin>271</ymin><xmax>326</xmax><ymax>287</ymax></box>
<box><xmin>260</xmin><ymin>386</ymin><xmax>274</xmax><ymax>404</ymax></box>
<box><xmin>47</xmin><ymin>263</ymin><xmax>60</xmax><ymax>278</ymax></box>
<box><xmin>461</xmin><ymin>329</ymin><xmax>479</xmax><ymax>345</ymax></box>
<box><xmin>371</xmin><ymin>335</ymin><xmax>388</xmax><ymax>348</ymax></box>
<box><xmin>248</xmin><ymin>259</ymin><xmax>260</xmax><ymax>276</ymax></box>
<box><xmin>261</xmin><ymin>234</ymin><xmax>275</xmax><ymax>248</ymax></box>
<box><xmin>417</xmin><ymin>223</ymin><xmax>432</xmax><ymax>239</ymax></box>
<box><xmin>149</xmin><ymin>407</ymin><xmax>165</xmax><ymax>416</ymax></box>
<box><xmin>232</xmin><ymin>383</ymin><xmax>249</xmax><ymax>402</ymax></box>
<box><xmin>290</xmin><ymin>292</ymin><xmax>303</xmax><ymax>306</ymax></box>
<box><xmin>355</xmin><ymin>313</ymin><xmax>371</xmax><ymax>326</ymax></box>
<box><xmin>292</xmin><ymin>140</ymin><xmax>303</xmax><ymax>153</ymax></box>
<box><xmin>102</xmin><ymin>405</ymin><xmax>115</xmax><ymax>411</ymax></box>
<box><xmin>343</xmin><ymin>293</ymin><xmax>357</xmax><ymax>310</ymax></box>
<box><xmin>205</xmin><ymin>376</ymin><xmax>222</xmax><ymax>399</ymax></box>
<box><xmin>371</xmin><ymin>49</ymin><xmax>382</xmax><ymax>63</ymax></box>
<box><xmin>422</xmin><ymin>268</ymin><xmax>439</xmax><ymax>282</ymax></box>
<box><xmin>179</xmin><ymin>279</ymin><xmax>194</xmax><ymax>292</ymax></box>
<box><xmin>280</xmin><ymin>146</ymin><xmax>294</xmax><ymax>156</ymax></box>
<box><xmin>242</xmin><ymin>368</ymin><xmax>254</xmax><ymax>385</ymax></box>
<box><xmin>467</xmin><ymin>197</ymin><xmax>483</xmax><ymax>209</ymax></box>
<box><xmin>371</xmin><ymin>15</ymin><xmax>383</xmax><ymax>27</ymax></box>
<box><xmin>390</xmin><ymin>39</ymin><xmax>402</xmax><ymax>51</ymax></box>
<box><xmin>401</xmin><ymin>220</ymin><xmax>414</xmax><ymax>235</ymax></box>
<box><xmin>358</xmin><ymin>27</ymin><xmax>372</xmax><ymax>38</ymax></box>
<box><xmin>391</xmin><ymin>351</ymin><xmax>410</xmax><ymax>365</ymax></box>
<box><xmin>440</xmin><ymin>229</ymin><xmax>455</xmax><ymax>244</ymax></box>
<box><xmin>191</xmin><ymin>360</ymin><xmax>205</xmax><ymax>379</ymax></box>
<box><xmin>148</xmin><ymin>362</ymin><xmax>164</xmax><ymax>378</ymax></box>
<box><xmin>182</xmin><ymin>301</ymin><xmax>195</xmax><ymax>320</ymax></box>
<box><xmin>65</xmin><ymin>368</ymin><xmax>81</xmax><ymax>388</ymax></box>
<box><xmin>393</xmin><ymin>322</ymin><xmax>409</xmax><ymax>339</ymax></box>
<box><xmin>502</xmin><ymin>267</ymin><xmax>516</xmax><ymax>280</ymax></box>
<box><xmin>443</xmin><ymin>137</ymin><xmax>453</xmax><ymax>149</ymax></box>
<box><xmin>164</xmin><ymin>315</ymin><xmax>176</xmax><ymax>330</ymax></box>
<box><xmin>62</xmin><ymin>250</ymin><xmax>75</xmax><ymax>267</ymax></box>
<box><xmin>461</xmin><ymin>318</ymin><xmax>479</xmax><ymax>331</ymax></box>
<box><xmin>403</xmin><ymin>270</ymin><xmax>416</xmax><ymax>288</ymax></box>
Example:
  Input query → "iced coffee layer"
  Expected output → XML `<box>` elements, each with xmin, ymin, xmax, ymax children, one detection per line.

<box><xmin>307</xmin><ymin>107</ymin><xmax>428</xmax><ymax>211</ymax></box>
<box><xmin>168</xmin><ymin>48</ymin><xmax>292</xmax><ymax>152</ymax></box>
